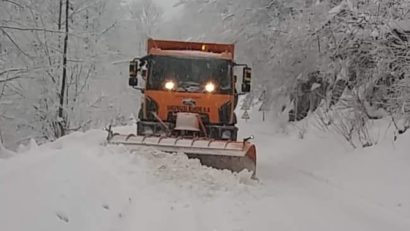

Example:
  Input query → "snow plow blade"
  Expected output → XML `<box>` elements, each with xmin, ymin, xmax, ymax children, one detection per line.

<box><xmin>108</xmin><ymin>134</ymin><xmax>256</xmax><ymax>175</ymax></box>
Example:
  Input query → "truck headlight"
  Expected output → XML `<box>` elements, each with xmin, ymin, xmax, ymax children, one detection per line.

<box><xmin>205</xmin><ymin>82</ymin><xmax>215</xmax><ymax>93</ymax></box>
<box><xmin>164</xmin><ymin>81</ymin><xmax>175</xmax><ymax>90</ymax></box>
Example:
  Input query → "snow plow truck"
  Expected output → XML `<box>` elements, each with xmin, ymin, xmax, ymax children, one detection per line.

<box><xmin>107</xmin><ymin>39</ymin><xmax>256</xmax><ymax>175</ymax></box>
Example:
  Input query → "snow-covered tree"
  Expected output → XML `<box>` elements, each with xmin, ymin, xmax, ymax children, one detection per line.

<box><xmin>174</xmin><ymin>0</ymin><xmax>410</xmax><ymax>144</ymax></box>
<box><xmin>0</xmin><ymin>0</ymin><xmax>147</xmax><ymax>148</ymax></box>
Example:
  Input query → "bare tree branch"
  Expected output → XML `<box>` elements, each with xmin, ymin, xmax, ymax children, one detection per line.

<box><xmin>0</xmin><ymin>25</ymin><xmax>63</xmax><ymax>33</ymax></box>
<box><xmin>96</xmin><ymin>22</ymin><xmax>118</xmax><ymax>41</ymax></box>
<box><xmin>0</xmin><ymin>75</ymin><xmax>23</xmax><ymax>83</ymax></box>
<box><xmin>0</xmin><ymin>68</ymin><xmax>26</xmax><ymax>76</ymax></box>
<box><xmin>0</xmin><ymin>28</ymin><xmax>32</xmax><ymax>58</ymax></box>
<box><xmin>1</xmin><ymin>0</ymin><xmax>24</xmax><ymax>8</ymax></box>
<box><xmin>0</xmin><ymin>25</ymin><xmax>86</xmax><ymax>39</ymax></box>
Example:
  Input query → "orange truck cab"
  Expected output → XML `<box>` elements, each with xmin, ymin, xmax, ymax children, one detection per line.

<box><xmin>128</xmin><ymin>39</ymin><xmax>252</xmax><ymax>141</ymax></box>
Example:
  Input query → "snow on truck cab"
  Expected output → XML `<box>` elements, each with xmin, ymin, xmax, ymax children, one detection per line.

<box><xmin>128</xmin><ymin>39</ymin><xmax>252</xmax><ymax>141</ymax></box>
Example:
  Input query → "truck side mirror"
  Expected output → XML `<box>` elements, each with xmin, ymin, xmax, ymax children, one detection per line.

<box><xmin>129</xmin><ymin>59</ymin><xmax>138</xmax><ymax>78</ymax></box>
<box><xmin>129</xmin><ymin>77</ymin><xmax>138</xmax><ymax>87</ymax></box>
<box><xmin>241</xmin><ymin>67</ymin><xmax>252</xmax><ymax>93</ymax></box>
<box><xmin>129</xmin><ymin>59</ymin><xmax>139</xmax><ymax>87</ymax></box>
<box><xmin>141</xmin><ymin>69</ymin><xmax>148</xmax><ymax>80</ymax></box>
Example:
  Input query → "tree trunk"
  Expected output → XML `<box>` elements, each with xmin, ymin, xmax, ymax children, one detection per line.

<box><xmin>57</xmin><ymin>0</ymin><xmax>69</xmax><ymax>137</ymax></box>
<box><xmin>58</xmin><ymin>0</ymin><xmax>63</xmax><ymax>30</ymax></box>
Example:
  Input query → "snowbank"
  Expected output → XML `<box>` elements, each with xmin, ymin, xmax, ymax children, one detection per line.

<box><xmin>0</xmin><ymin>141</ymin><xmax>15</xmax><ymax>159</ymax></box>
<box><xmin>1</xmin><ymin>122</ymin><xmax>410</xmax><ymax>231</ymax></box>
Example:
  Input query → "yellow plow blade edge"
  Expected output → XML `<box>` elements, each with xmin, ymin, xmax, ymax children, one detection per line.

<box><xmin>108</xmin><ymin>134</ymin><xmax>256</xmax><ymax>175</ymax></box>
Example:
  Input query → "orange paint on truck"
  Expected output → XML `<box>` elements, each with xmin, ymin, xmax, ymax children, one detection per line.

<box><xmin>144</xmin><ymin>90</ymin><xmax>233</xmax><ymax>124</ymax></box>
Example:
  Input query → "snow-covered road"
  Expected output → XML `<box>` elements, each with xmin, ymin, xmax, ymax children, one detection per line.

<box><xmin>1</xmin><ymin>116</ymin><xmax>410</xmax><ymax>231</ymax></box>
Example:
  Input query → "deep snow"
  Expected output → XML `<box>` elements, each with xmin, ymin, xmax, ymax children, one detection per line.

<box><xmin>1</xmin><ymin>111</ymin><xmax>410</xmax><ymax>231</ymax></box>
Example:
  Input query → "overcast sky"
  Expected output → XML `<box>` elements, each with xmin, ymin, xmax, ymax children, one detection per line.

<box><xmin>153</xmin><ymin>0</ymin><xmax>181</xmax><ymax>19</ymax></box>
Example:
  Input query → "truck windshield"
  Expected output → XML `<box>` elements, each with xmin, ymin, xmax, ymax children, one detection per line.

<box><xmin>147</xmin><ymin>55</ymin><xmax>232</xmax><ymax>93</ymax></box>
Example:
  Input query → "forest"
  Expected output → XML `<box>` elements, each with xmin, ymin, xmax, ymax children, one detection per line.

<box><xmin>1</xmin><ymin>0</ymin><xmax>410</xmax><ymax>149</ymax></box>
